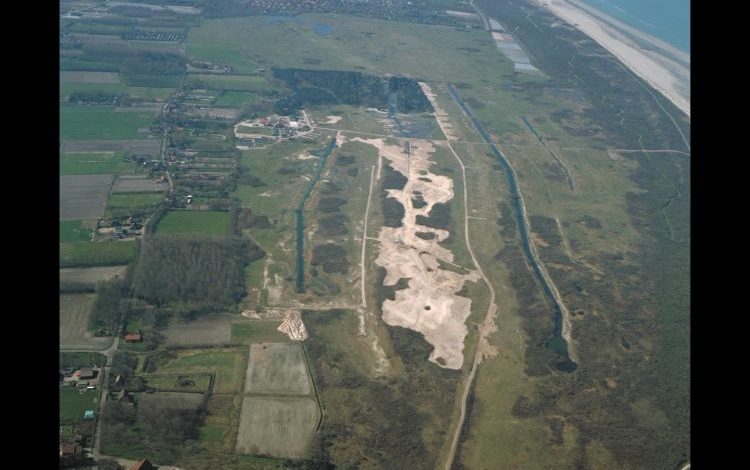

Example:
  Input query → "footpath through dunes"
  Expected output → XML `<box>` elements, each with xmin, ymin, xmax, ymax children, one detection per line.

<box><xmin>352</xmin><ymin>136</ymin><xmax>479</xmax><ymax>370</ymax></box>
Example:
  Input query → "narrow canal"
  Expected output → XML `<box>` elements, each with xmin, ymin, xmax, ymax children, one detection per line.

<box><xmin>295</xmin><ymin>138</ymin><xmax>337</xmax><ymax>293</ymax></box>
<box><xmin>446</xmin><ymin>84</ymin><xmax>576</xmax><ymax>372</ymax></box>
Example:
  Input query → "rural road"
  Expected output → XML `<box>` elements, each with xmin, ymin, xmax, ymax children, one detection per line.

<box><xmin>442</xmin><ymin>142</ymin><xmax>498</xmax><ymax>470</ymax></box>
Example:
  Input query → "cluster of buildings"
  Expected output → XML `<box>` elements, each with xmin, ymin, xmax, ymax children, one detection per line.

<box><xmin>60</xmin><ymin>367</ymin><xmax>101</xmax><ymax>391</ymax></box>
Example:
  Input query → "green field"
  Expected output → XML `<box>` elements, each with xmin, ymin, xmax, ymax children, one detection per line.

<box><xmin>235</xmin><ymin>397</ymin><xmax>319</xmax><ymax>458</ymax></box>
<box><xmin>138</xmin><ymin>373</ymin><xmax>212</xmax><ymax>393</ymax></box>
<box><xmin>60</xmin><ymin>352</ymin><xmax>107</xmax><ymax>369</ymax></box>
<box><xmin>187</xmin><ymin>74</ymin><xmax>276</xmax><ymax>92</ymax></box>
<box><xmin>60</xmin><ymin>106</ymin><xmax>157</xmax><ymax>140</ymax></box>
<box><xmin>106</xmin><ymin>192</ymin><xmax>165</xmax><ymax>217</ymax></box>
<box><xmin>127</xmin><ymin>86</ymin><xmax>175</xmax><ymax>100</ymax></box>
<box><xmin>213</xmin><ymin>91</ymin><xmax>254</xmax><ymax>107</ymax></box>
<box><xmin>150</xmin><ymin>348</ymin><xmax>245</xmax><ymax>394</ymax></box>
<box><xmin>155</xmin><ymin>211</ymin><xmax>230</xmax><ymax>235</ymax></box>
<box><xmin>60</xmin><ymin>152</ymin><xmax>136</xmax><ymax>175</ymax></box>
<box><xmin>60</xmin><ymin>220</ymin><xmax>93</xmax><ymax>243</ymax></box>
<box><xmin>60</xmin><ymin>293</ymin><xmax>113</xmax><ymax>350</ymax></box>
<box><xmin>60</xmin><ymin>388</ymin><xmax>99</xmax><ymax>425</ymax></box>
<box><xmin>244</xmin><ymin>343</ymin><xmax>312</xmax><ymax>396</ymax></box>
<box><xmin>60</xmin><ymin>82</ymin><xmax>128</xmax><ymax>100</ymax></box>
<box><xmin>230</xmin><ymin>321</ymin><xmax>290</xmax><ymax>344</ymax></box>
<box><xmin>60</xmin><ymin>240</ymin><xmax>137</xmax><ymax>267</ymax></box>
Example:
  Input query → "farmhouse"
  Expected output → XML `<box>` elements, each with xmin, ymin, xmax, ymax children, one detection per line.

<box><xmin>129</xmin><ymin>458</ymin><xmax>154</xmax><ymax>470</ymax></box>
<box><xmin>60</xmin><ymin>443</ymin><xmax>82</xmax><ymax>456</ymax></box>
<box><xmin>75</xmin><ymin>368</ymin><xmax>97</xmax><ymax>380</ymax></box>
<box><xmin>124</xmin><ymin>332</ymin><xmax>143</xmax><ymax>342</ymax></box>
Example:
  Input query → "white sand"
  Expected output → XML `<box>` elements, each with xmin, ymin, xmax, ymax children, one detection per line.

<box><xmin>353</xmin><ymin>137</ymin><xmax>479</xmax><ymax>369</ymax></box>
<box><xmin>538</xmin><ymin>0</ymin><xmax>689</xmax><ymax>117</ymax></box>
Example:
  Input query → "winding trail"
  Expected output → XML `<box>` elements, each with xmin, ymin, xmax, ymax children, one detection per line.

<box><xmin>442</xmin><ymin>142</ymin><xmax>498</xmax><ymax>470</ymax></box>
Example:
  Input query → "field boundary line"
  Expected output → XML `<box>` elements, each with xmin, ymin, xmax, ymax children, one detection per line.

<box><xmin>300</xmin><ymin>341</ymin><xmax>324</xmax><ymax>432</ymax></box>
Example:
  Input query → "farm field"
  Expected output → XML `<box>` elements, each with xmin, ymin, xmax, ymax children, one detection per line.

<box><xmin>60</xmin><ymin>240</ymin><xmax>137</xmax><ymax>267</ymax></box>
<box><xmin>62</xmin><ymin>139</ymin><xmax>161</xmax><ymax>155</ymax></box>
<box><xmin>60</xmin><ymin>352</ymin><xmax>107</xmax><ymax>369</ymax></box>
<box><xmin>230</xmin><ymin>320</ymin><xmax>290</xmax><ymax>344</ymax></box>
<box><xmin>60</xmin><ymin>388</ymin><xmax>99</xmax><ymax>425</ymax></box>
<box><xmin>60</xmin><ymin>220</ymin><xmax>93</xmax><ymax>243</ymax></box>
<box><xmin>60</xmin><ymin>82</ymin><xmax>128</xmax><ymax>100</ymax></box>
<box><xmin>163</xmin><ymin>316</ymin><xmax>233</xmax><ymax>347</ymax></box>
<box><xmin>106</xmin><ymin>192</ymin><xmax>164</xmax><ymax>217</ymax></box>
<box><xmin>235</xmin><ymin>397</ymin><xmax>319</xmax><ymax>458</ymax></box>
<box><xmin>155</xmin><ymin>211</ymin><xmax>230</xmax><ymax>236</ymax></box>
<box><xmin>60</xmin><ymin>71</ymin><xmax>121</xmax><ymax>84</ymax></box>
<box><xmin>244</xmin><ymin>343</ymin><xmax>312</xmax><ymax>396</ymax></box>
<box><xmin>212</xmin><ymin>91</ymin><xmax>253</xmax><ymax>107</ymax></box>
<box><xmin>60</xmin><ymin>266</ymin><xmax>128</xmax><ymax>286</ymax></box>
<box><xmin>111</xmin><ymin>175</ymin><xmax>168</xmax><ymax>193</ymax></box>
<box><xmin>60</xmin><ymin>106</ymin><xmax>157</xmax><ymax>140</ymax></box>
<box><xmin>60</xmin><ymin>174</ymin><xmax>114</xmax><ymax>220</ymax></box>
<box><xmin>187</xmin><ymin>73</ymin><xmax>276</xmax><ymax>93</ymax></box>
<box><xmin>60</xmin><ymin>293</ymin><xmax>112</xmax><ymax>350</ymax></box>
<box><xmin>60</xmin><ymin>152</ymin><xmax>136</xmax><ymax>175</ymax></box>
<box><xmin>149</xmin><ymin>348</ymin><xmax>245</xmax><ymax>394</ymax></box>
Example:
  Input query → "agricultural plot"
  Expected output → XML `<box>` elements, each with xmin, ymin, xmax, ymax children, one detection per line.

<box><xmin>187</xmin><ymin>74</ymin><xmax>276</xmax><ymax>93</ymax></box>
<box><xmin>60</xmin><ymin>220</ymin><xmax>93</xmax><ymax>243</ymax></box>
<box><xmin>138</xmin><ymin>373</ymin><xmax>212</xmax><ymax>393</ymax></box>
<box><xmin>213</xmin><ymin>91</ymin><xmax>253</xmax><ymax>107</ymax></box>
<box><xmin>60</xmin><ymin>174</ymin><xmax>114</xmax><ymax>220</ymax></box>
<box><xmin>60</xmin><ymin>240</ymin><xmax>137</xmax><ymax>267</ymax></box>
<box><xmin>60</xmin><ymin>294</ymin><xmax>112</xmax><ymax>350</ymax></box>
<box><xmin>61</xmin><ymin>139</ymin><xmax>161</xmax><ymax>155</ymax></box>
<box><xmin>60</xmin><ymin>152</ymin><xmax>136</xmax><ymax>175</ymax></box>
<box><xmin>60</xmin><ymin>82</ymin><xmax>128</xmax><ymax>100</ymax></box>
<box><xmin>60</xmin><ymin>266</ymin><xmax>128</xmax><ymax>286</ymax></box>
<box><xmin>155</xmin><ymin>211</ymin><xmax>230</xmax><ymax>235</ymax></box>
<box><xmin>244</xmin><ymin>343</ymin><xmax>312</xmax><ymax>396</ymax></box>
<box><xmin>163</xmin><ymin>316</ymin><xmax>232</xmax><ymax>347</ymax></box>
<box><xmin>230</xmin><ymin>321</ymin><xmax>290</xmax><ymax>344</ymax></box>
<box><xmin>149</xmin><ymin>348</ymin><xmax>245</xmax><ymax>394</ymax></box>
<box><xmin>111</xmin><ymin>175</ymin><xmax>168</xmax><ymax>193</ymax></box>
<box><xmin>106</xmin><ymin>192</ymin><xmax>164</xmax><ymax>217</ymax></box>
<box><xmin>235</xmin><ymin>397</ymin><xmax>319</xmax><ymax>458</ymax></box>
<box><xmin>60</xmin><ymin>106</ymin><xmax>157</xmax><ymax>140</ymax></box>
<box><xmin>60</xmin><ymin>71</ymin><xmax>121</xmax><ymax>83</ymax></box>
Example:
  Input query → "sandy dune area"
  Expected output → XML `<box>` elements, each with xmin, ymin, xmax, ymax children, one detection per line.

<box><xmin>538</xmin><ymin>0</ymin><xmax>690</xmax><ymax>117</ymax></box>
<box><xmin>353</xmin><ymin>137</ymin><xmax>478</xmax><ymax>369</ymax></box>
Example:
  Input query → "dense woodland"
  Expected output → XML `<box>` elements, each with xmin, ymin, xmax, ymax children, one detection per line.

<box><xmin>133</xmin><ymin>235</ymin><xmax>264</xmax><ymax>310</ymax></box>
<box><xmin>273</xmin><ymin>68</ymin><xmax>433</xmax><ymax>114</ymax></box>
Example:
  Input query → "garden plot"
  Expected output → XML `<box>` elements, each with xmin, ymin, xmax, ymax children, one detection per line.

<box><xmin>60</xmin><ymin>174</ymin><xmax>114</xmax><ymax>220</ymax></box>
<box><xmin>235</xmin><ymin>397</ymin><xmax>319</xmax><ymax>458</ymax></box>
<box><xmin>112</xmin><ymin>175</ymin><xmax>168</xmax><ymax>193</ymax></box>
<box><xmin>244</xmin><ymin>343</ymin><xmax>312</xmax><ymax>396</ymax></box>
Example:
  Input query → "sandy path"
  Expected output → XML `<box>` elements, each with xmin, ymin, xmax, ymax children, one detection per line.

<box><xmin>361</xmin><ymin>165</ymin><xmax>376</xmax><ymax>308</ymax></box>
<box><xmin>442</xmin><ymin>142</ymin><xmax>498</xmax><ymax>470</ymax></box>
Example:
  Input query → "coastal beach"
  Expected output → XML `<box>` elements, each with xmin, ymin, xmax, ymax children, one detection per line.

<box><xmin>538</xmin><ymin>0</ymin><xmax>690</xmax><ymax>117</ymax></box>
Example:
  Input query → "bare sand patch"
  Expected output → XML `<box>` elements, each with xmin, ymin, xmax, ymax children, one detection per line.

<box><xmin>353</xmin><ymin>137</ymin><xmax>478</xmax><ymax>369</ymax></box>
<box><xmin>322</xmin><ymin>115</ymin><xmax>342</xmax><ymax>124</ymax></box>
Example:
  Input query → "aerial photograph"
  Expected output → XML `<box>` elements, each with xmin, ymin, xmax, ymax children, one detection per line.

<box><xmin>59</xmin><ymin>0</ymin><xmax>690</xmax><ymax>469</ymax></box>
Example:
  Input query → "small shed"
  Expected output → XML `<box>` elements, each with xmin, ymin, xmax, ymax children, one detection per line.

<box><xmin>83</xmin><ymin>410</ymin><xmax>95</xmax><ymax>420</ymax></box>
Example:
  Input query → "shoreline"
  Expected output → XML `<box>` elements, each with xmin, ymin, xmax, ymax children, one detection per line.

<box><xmin>537</xmin><ymin>0</ymin><xmax>690</xmax><ymax>118</ymax></box>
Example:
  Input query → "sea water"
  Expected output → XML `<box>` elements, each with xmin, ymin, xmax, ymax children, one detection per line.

<box><xmin>581</xmin><ymin>0</ymin><xmax>690</xmax><ymax>53</ymax></box>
